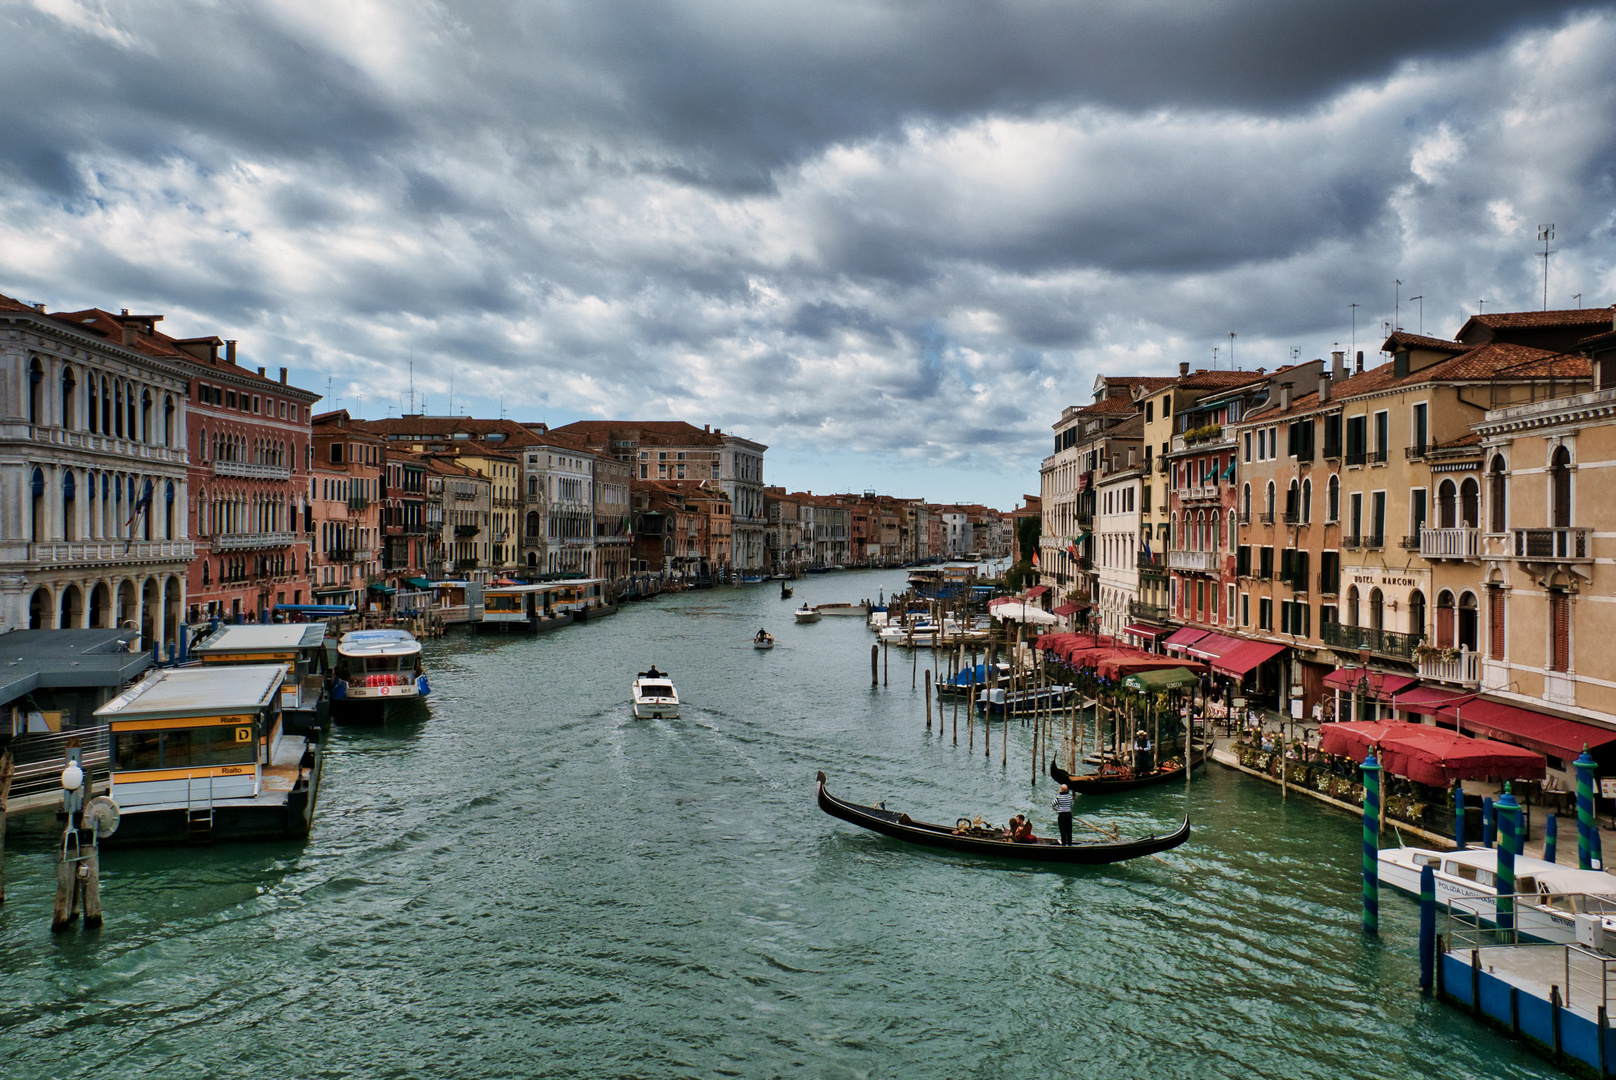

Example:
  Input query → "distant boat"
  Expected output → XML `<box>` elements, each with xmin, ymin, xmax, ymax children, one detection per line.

<box><xmin>631</xmin><ymin>670</ymin><xmax>680</xmax><ymax>719</ymax></box>
<box><xmin>794</xmin><ymin>605</ymin><xmax>822</xmax><ymax>623</ymax></box>
<box><xmin>753</xmin><ymin>630</ymin><xmax>776</xmax><ymax>649</ymax></box>
<box><xmin>812</xmin><ymin>602</ymin><xmax>865</xmax><ymax>617</ymax></box>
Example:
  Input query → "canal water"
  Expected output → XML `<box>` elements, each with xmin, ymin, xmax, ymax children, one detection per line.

<box><xmin>1</xmin><ymin>570</ymin><xmax>1560</xmax><ymax>1079</ymax></box>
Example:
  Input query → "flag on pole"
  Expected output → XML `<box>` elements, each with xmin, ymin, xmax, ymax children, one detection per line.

<box><xmin>1031</xmin><ymin>550</ymin><xmax>1040</xmax><ymax>569</ymax></box>
<box><xmin>124</xmin><ymin>479</ymin><xmax>153</xmax><ymax>552</ymax></box>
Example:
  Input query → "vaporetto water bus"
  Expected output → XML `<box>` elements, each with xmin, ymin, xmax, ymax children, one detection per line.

<box><xmin>94</xmin><ymin>663</ymin><xmax>322</xmax><ymax>844</ymax></box>
<box><xmin>475</xmin><ymin>582</ymin><xmax>575</xmax><ymax>634</ymax></box>
<box><xmin>332</xmin><ymin>629</ymin><xmax>430</xmax><ymax>720</ymax></box>
<box><xmin>191</xmin><ymin>623</ymin><xmax>333</xmax><ymax>734</ymax></box>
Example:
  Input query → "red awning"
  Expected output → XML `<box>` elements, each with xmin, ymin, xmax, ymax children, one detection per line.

<box><xmin>1185</xmin><ymin>633</ymin><xmax>1244</xmax><ymax>660</ymax></box>
<box><xmin>1319</xmin><ymin>720</ymin><xmax>1545</xmax><ymax>787</ymax></box>
<box><xmin>1098</xmin><ymin>654</ymin><xmax>1208</xmax><ymax>681</ymax></box>
<box><xmin>1212</xmin><ymin>640</ymin><xmax>1286</xmax><ymax>678</ymax></box>
<box><xmin>1051</xmin><ymin>602</ymin><xmax>1086</xmax><ymax>617</ymax></box>
<box><xmin>1122</xmin><ymin>623</ymin><xmax>1170</xmax><ymax>640</ymax></box>
<box><xmin>1024</xmin><ymin>585</ymin><xmax>1050</xmax><ymax>599</ymax></box>
<box><xmin>1433</xmin><ymin>699</ymin><xmax>1616</xmax><ymax>761</ymax></box>
<box><xmin>1163</xmin><ymin>627</ymin><xmax>1207</xmax><ymax>652</ymax></box>
<box><xmin>1322</xmin><ymin>668</ymin><xmax>1418</xmax><ymax>701</ymax></box>
<box><xmin>1393</xmin><ymin>685</ymin><xmax>1477</xmax><ymax>717</ymax></box>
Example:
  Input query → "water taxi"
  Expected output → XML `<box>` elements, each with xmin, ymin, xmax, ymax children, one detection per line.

<box><xmin>191</xmin><ymin>623</ymin><xmax>332</xmax><ymax>734</ymax></box>
<box><xmin>1379</xmin><ymin>845</ymin><xmax>1616</xmax><ymax>941</ymax></box>
<box><xmin>332</xmin><ymin>629</ymin><xmax>430</xmax><ymax>720</ymax></box>
<box><xmin>794</xmin><ymin>604</ymin><xmax>822</xmax><ymax>623</ymax></box>
<box><xmin>632</xmin><ymin>669</ymin><xmax>680</xmax><ymax>718</ymax></box>
<box><xmin>94</xmin><ymin>664</ymin><xmax>321</xmax><ymax>844</ymax></box>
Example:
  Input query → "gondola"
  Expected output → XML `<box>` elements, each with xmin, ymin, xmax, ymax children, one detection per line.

<box><xmin>1050</xmin><ymin>747</ymin><xmax>1208</xmax><ymax>794</ymax></box>
<box><xmin>815</xmin><ymin>772</ymin><xmax>1189</xmax><ymax>865</ymax></box>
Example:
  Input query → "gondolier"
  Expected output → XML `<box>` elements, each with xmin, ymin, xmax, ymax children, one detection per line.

<box><xmin>1051</xmin><ymin>784</ymin><xmax>1074</xmax><ymax>846</ymax></box>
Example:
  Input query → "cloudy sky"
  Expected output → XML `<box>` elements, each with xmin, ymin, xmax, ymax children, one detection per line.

<box><xmin>3</xmin><ymin>1</ymin><xmax>1613</xmax><ymax>507</ymax></box>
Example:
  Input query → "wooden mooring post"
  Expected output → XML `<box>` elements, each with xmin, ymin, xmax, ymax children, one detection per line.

<box><xmin>0</xmin><ymin>749</ymin><xmax>12</xmax><ymax>904</ymax></box>
<box><xmin>51</xmin><ymin>745</ymin><xmax>113</xmax><ymax>933</ymax></box>
<box><xmin>871</xmin><ymin>644</ymin><xmax>879</xmax><ymax>687</ymax></box>
<box><xmin>924</xmin><ymin>671</ymin><xmax>932</xmax><ymax>729</ymax></box>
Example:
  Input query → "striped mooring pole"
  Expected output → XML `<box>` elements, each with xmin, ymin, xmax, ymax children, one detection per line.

<box><xmin>1545</xmin><ymin>813</ymin><xmax>1558</xmax><ymax>864</ymax></box>
<box><xmin>1576</xmin><ymin>745</ymin><xmax>1597</xmax><ymax>870</ymax></box>
<box><xmin>1481</xmin><ymin>797</ymin><xmax>1495</xmax><ymax>848</ymax></box>
<box><xmin>1453</xmin><ymin>783</ymin><xmax>1467</xmax><ymax>850</ymax></box>
<box><xmin>1418</xmin><ymin>863</ymin><xmax>1436</xmax><ymax>992</ymax></box>
<box><xmin>1495</xmin><ymin>784</ymin><xmax>1520</xmax><ymax>934</ymax></box>
<box><xmin>1362</xmin><ymin>752</ymin><xmax>1381</xmax><ymax>936</ymax></box>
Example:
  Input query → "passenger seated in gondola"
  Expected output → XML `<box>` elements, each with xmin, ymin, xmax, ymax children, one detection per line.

<box><xmin>1009</xmin><ymin>816</ymin><xmax>1037</xmax><ymax>843</ymax></box>
<box><xmin>1097</xmin><ymin>760</ymin><xmax>1133</xmax><ymax>779</ymax></box>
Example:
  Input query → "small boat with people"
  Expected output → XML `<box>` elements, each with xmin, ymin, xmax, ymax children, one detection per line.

<box><xmin>794</xmin><ymin>604</ymin><xmax>822</xmax><ymax>624</ymax></box>
<box><xmin>1379</xmin><ymin>844</ymin><xmax>1616</xmax><ymax>941</ymax></box>
<box><xmin>332</xmin><ymin>629</ymin><xmax>430</xmax><ymax>721</ymax></box>
<box><xmin>631</xmin><ymin>667</ymin><xmax>680</xmax><ymax>718</ymax></box>
<box><xmin>1050</xmin><ymin>747</ymin><xmax>1208</xmax><ymax>793</ymax></box>
<box><xmin>753</xmin><ymin>629</ymin><xmax>775</xmax><ymax>650</ymax></box>
<box><xmin>816</xmin><ymin>772</ymin><xmax>1189</xmax><ymax>865</ymax></box>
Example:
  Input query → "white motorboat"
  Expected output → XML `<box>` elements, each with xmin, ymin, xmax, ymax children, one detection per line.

<box><xmin>631</xmin><ymin>669</ymin><xmax>680</xmax><ymax>718</ymax></box>
<box><xmin>794</xmin><ymin>605</ymin><xmax>822</xmax><ymax>624</ymax></box>
<box><xmin>1379</xmin><ymin>845</ymin><xmax>1616</xmax><ymax>940</ymax></box>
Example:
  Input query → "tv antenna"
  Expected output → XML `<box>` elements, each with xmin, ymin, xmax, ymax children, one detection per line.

<box><xmin>1394</xmin><ymin>280</ymin><xmax>1402</xmax><ymax>331</ymax></box>
<box><xmin>1574</xmin><ymin>293</ymin><xmax>1582</xmax><ymax>308</ymax></box>
<box><xmin>1538</xmin><ymin>224</ymin><xmax>1555</xmax><ymax>311</ymax></box>
<box><xmin>1407</xmin><ymin>296</ymin><xmax>1423</xmax><ymax>335</ymax></box>
<box><xmin>1350</xmin><ymin>303</ymin><xmax>1359</xmax><ymax>359</ymax></box>
<box><xmin>1212</xmin><ymin>346</ymin><xmax>1219</xmax><ymax>368</ymax></box>
<box><xmin>408</xmin><ymin>350</ymin><xmax>415</xmax><ymax>414</ymax></box>
<box><xmin>1228</xmin><ymin>331</ymin><xmax>1236</xmax><ymax>369</ymax></box>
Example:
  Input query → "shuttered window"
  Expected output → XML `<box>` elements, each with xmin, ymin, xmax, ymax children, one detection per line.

<box><xmin>1550</xmin><ymin>591</ymin><xmax>1571</xmax><ymax>672</ymax></box>
<box><xmin>1488</xmin><ymin>587</ymin><xmax>1506</xmax><ymax>661</ymax></box>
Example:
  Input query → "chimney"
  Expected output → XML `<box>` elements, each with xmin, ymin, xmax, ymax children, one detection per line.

<box><xmin>1279</xmin><ymin>384</ymin><xmax>1291</xmax><ymax>411</ymax></box>
<box><xmin>1331</xmin><ymin>350</ymin><xmax>1345</xmax><ymax>380</ymax></box>
<box><xmin>257</xmin><ymin>366</ymin><xmax>266</xmax><ymax>378</ymax></box>
<box><xmin>1178</xmin><ymin>361</ymin><xmax>1190</xmax><ymax>376</ymax></box>
<box><xmin>704</xmin><ymin>424</ymin><xmax>710</xmax><ymax>432</ymax></box>
<box><xmin>33</xmin><ymin>302</ymin><xmax>45</xmax><ymax>312</ymax></box>
<box><xmin>122</xmin><ymin>325</ymin><xmax>136</xmax><ymax>347</ymax></box>
<box><xmin>1355</xmin><ymin>350</ymin><xmax>1364</xmax><ymax>374</ymax></box>
<box><xmin>279</xmin><ymin>367</ymin><xmax>288</xmax><ymax>384</ymax></box>
<box><xmin>1318</xmin><ymin>376</ymin><xmax>1331</xmax><ymax>403</ymax></box>
<box><xmin>224</xmin><ymin>340</ymin><xmax>238</xmax><ymax>364</ymax></box>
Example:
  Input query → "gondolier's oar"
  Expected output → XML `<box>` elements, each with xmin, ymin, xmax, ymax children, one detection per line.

<box><xmin>1074</xmin><ymin>815</ymin><xmax>1170</xmax><ymax>865</ymax></box>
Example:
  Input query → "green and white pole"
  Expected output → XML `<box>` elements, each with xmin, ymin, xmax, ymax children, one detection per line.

<box><xmin>1495</xmin><ymin>784</ymin><xmax>1520</xmax><ymax>934</ymax></box>
<box><xmin>1576</xmin><ymin>746</ymin><xmax>1597</xmax><ymax>871</ymax></box>
<box><xmin>1362</xmin><ymin>752</ymin><xmax>1381</xmax><ymax>936</ymax></box>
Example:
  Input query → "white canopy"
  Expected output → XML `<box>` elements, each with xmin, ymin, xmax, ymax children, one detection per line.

<box><xmin>992</xmin><ymin>602</ymin><xmax>1059</xmax><ymax>625</ymax></box>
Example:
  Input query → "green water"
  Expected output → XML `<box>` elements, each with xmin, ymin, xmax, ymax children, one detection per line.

<box><xmin>1</xmin><ymin>570</ymin><xmax>1559</xmax><ymax>1078</ymax></box>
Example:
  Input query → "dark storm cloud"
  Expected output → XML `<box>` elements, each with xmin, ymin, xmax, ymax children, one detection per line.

<box><xmin>0</xmin><ymin>0</ymin><xmax>1612</xmax><ymax>498</ymax></box>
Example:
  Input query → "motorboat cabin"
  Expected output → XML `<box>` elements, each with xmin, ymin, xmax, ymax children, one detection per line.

<box><xmin>632</xmin><ymin>671</ymin><xmax>680</xmax><ymax>719</ymax></box>
<box><xmin>1380</xmin><ymin>845</ymin><xmax>1616</xmax><ymax>941</ymax></box>
<box><xmin>794</xmin><ymin>605</ymin><xmax>821</xmax><ymax>623</ymax></box>
<box><xmin>95</xmin><ymin>664</ymin><xmax>321</xmax><ymax>844</ymax></box>
<box><xmin>191</xmin><ymin>623</ymin><xmax>332</xmax><ymax>734</ymax></box>
<box><xmin>333</xmin><ymin>629</ymin><xmax>431</xmax><ymax>720</ymax></box>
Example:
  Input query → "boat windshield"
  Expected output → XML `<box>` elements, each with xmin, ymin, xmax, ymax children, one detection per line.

<box><xmin>639</xmin><ymin>682</ymin><xmax>673</xmax><ymax>695</ymax></box>
<box><xmin>115</xmin><ymin>725</ymin><xmax>257</xmax><ymax>770</ymax></box>
<box><xmin>363</xmin><ymin>656</ymin><xmax>411</xmax><ymax>673</ymax></box>
<box><xmin>485</xmin><ymin>595</ymin><xmax>524</xmax><ymax>613</ymax></box>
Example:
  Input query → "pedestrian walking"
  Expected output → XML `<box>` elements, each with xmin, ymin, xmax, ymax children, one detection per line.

<box><xmin>1051</xmin><ymin>784</ymin><xmax>1074</xmax><ymax>846</ymax></box>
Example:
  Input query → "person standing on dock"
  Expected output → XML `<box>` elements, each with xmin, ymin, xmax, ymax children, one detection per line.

<box><xmin>1051</xmin><ymin>784</ymin><xmax>1074</xmax><ymax>846</ymax></box>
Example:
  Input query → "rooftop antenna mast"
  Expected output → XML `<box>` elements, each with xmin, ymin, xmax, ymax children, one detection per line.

<box><xmin>1408</xmin><ymin>296</ymin><xmax>1423</xmax><ymax>335</ymax></box>
<box><xmin>1538</xmin><ymin>224</ymin><xmax>1555</xmax><ymax>311</ymax></box>
<box><xmin>1212</xmin><ymin>346</ymin><xmax>1219</xmax><ymax>368</ymax></box>
<box><xmin>408</xmin><ymin>350</ymin><xmax>415</xmax><ymax>414</ymax></box>
<box><xmin>1574</xmin><ymin>293</ymin><xmax>1583</xmax><ymax>308</ymax></box>
<box><xmin>1228</xmin><ymin>331</ymin><xmax>1236</xmax><ymax>369</ymax></box>
<box><xmin>1395</xmin><ymin>280</ymin><xmax>1402</xmax><ymax>331</ymax></box>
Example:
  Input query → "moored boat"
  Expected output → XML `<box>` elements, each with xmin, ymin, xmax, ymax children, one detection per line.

<box><xmin>1380</xmin><ymin>845</ymin><xmax>1616</xmax><ymax>941</ymax></box>
<box><xmin>813</xmin><ymin>602</ymin><xmax>867</xmax><ymax>617</ymax></box>
<box><xmin>1051</xmin><ymin>748</ymin><xmax>1207</xmax><ymax>793</ymax></box>
<box><xmin>794</xmin><ymin>604</ymin><xmax>822</xmax><ymax>623</ymax></box>
<box><xmin>816</xmin><ymin>772</ymin><xmax>1189</xmax><ymax>865</ymax></box>
<box><xmin>632</xmin><ymin>669</ymin><xmax>680</xmax><ymax>718</ymax></box>
<box><xmin>191</xmin><ymin>623</ymin><xmax>333</xmax><ymax>735</ymax></box>
<box><xmin>977</xmin><ymin>684</ymin><xmax>1075</xmax><ymax>714</ymax></box>
<box><xmin>332</xmin><ymin>629</ymin><xmax>430</xmax><ymax>721</ymax></box>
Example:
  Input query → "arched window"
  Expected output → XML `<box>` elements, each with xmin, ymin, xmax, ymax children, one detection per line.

<box><xmin>1286</xmin><ymin>480</ymin><xmax>1298</xmax><ymax>522</ymax></box>
<box><xmin>1265</xmin><ymin>481</ymin><xmax>1276</xmax><ymax>515</ymax></box>
<box><xmin>1242</xmin><ymin>483</ymin><xmax>1251</xmax><ymax>518</ymax></box>
<box><xmin>61</xmin><ymin>366</ymin><xmax>76</xmax><ymax>429</ymax></box>
<box><xmin>88</xmin><ymin>376</ymin><xmax>99</xmax><ymax>434</ymax></box>
<box><xmin>62</xmin><ymin>470</ymin><xmax>76</xmax><ymax>541</ymax></box>
<box><xmin>1436</xmin><ymin>590</ymin><xmax>1456</xmax><ymax>648</ymax></box>
<box><xmin>1438</xmin><ymin>479</ymin><xmax>1457</xmax><ymax>529</ymax></box>
<box><xmin>1345</xmin><ymin>585</ymin><xmax>1360</xmax><ymax>627</ymax></box>
<box><xmin>1327</xmin><ymin>474</ymin><xmax>1340</xmax><ymax>522</ymax></box>
<box><xmin>1369</xmin><ymin>588</ymin><xmax>1384</xmax><ymax>631</ymax></box>
<box><xmin>165</xmin><ymin>481</ymin><xmax>176</xmax><ymax>540</ymax></box>
<box><xmin>100</xmin><ymin>376</ymin><xmax>111</xmax><ymax>433</ymax></box>
<box><xmin>1458</xmin><ymin>592</ymin><xmax>1479</xmax><ymax>652</ymax></box>
<box><xmin>1460</xmin><ymin>478</ymin><xmax>1479</xmax><ymax>529</ymax></box>
<box><xmin>30</xmin><ymin>467</ymin><xmax>45</xmax><ymax>542</ymax></box>
<box><xmin>1489</xmin><ymin>455</ymin><xmax>1507</xmax><ymax>532</ymax></box>
<box><xmin>113</xmin><ymin>381</ymin><xmax>124</xmax><ymax>437</ymax></box>
<box><xmin>164</xmin><ymin>395</ymin><xmax>175</xmax><ymax>446</ymax></box>
<box><xmin>1408</xmin><ymin>590</ymin><xmax>1426</xmax><ymax>642</ymax></box>
<box><xmin>28</xmin><ymin>357</ymin><xmax>43</xmax><ymax>425</ymax></box>
<box><xmin>1301</xmin><ymin>478</ymin><xmax>1312</xmax><ymax>523</ymax></box>
<box><xmin>1551</xmin><ymin>445</ymin><xmax>1572</xmax><ymax>528</ymax></box>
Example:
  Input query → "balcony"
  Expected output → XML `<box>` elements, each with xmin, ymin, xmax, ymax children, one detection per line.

<box><xmin>29</xmin><ymin>539</ymin><xmax>195</xmax><ymax>566</ymax></box>
<box><xmin>1512</xmin><ymin>527</ymin><xmax>1590</xmax><ymax>562</ymax></box>
<box><xmin>1136</xmin><ymin>552</ymin><xmax>1166</xmax><ymax>571</ymax></box>
<box><xmin>1417</xmin><ymin>646</ymin><xmax>1481</xmax><ymax>688</ymax></box>
<box><xmin>1341</xmin><ymin>535</ymin><xmax>1361</xmax><ymax>550</ymax></box>
<box><xmin>454</xmin><ymin>524</ymin><xmax>481</xmax><ymax>537</ymax></box>
<box><xmin>213</xmin><ymin>460</ymin><xmax>292</xmax><ymax>481</ymax></box>
<box><xmin>327</xmin><ymin>547</ymin><xmax>354</xmax><ymax>562</ymax></box>
<box><xmin>1345</xmin><ymin>450</ymin><xmax>1367</xmax><ymax>467</ymax></box>
<box><xmin>1405</xmin><ymin>443</ymin><xmax>1431</xmax><ymax>460</ymax></box>
<box><xmin>1167</xmin><ymin>549</ymin><xmax>1221</xmax><ymax>574</ymax></box>
<box><xmin>1364</xmin><ymin>534</ymin><xmax>1384</xmax><ymax>549</ymax></box>
<box><xmin>454</xmin><ymin>558</ymin><xmax>480</xmax><ymax>571</ymax></box>
<box><xmin>1323</xmin><ymin>442</ymin><xmax>1343</xmax><ymax>461</ymax></box>
<box><xmin>1421</xmin><ymin>527</ymin><xmax>1480</xmax><ymax>560</ymax></box>
<box><xmin>1258</xmin><ymin>511</ymin><xmax>1274</xmax><ymax>525</ymax></box>
<box><xmin>1368</xmin><ymin>449</ymin><xmax>1388</xmax><ymax>465</ymax></box>
<box><xmin>1129</xmin><ymin>599</ymin><xmax>1171</xmax><ymax>623</ymax></box>
<box><xmin>1321</xmin><ymin>621</ymin><xmax>1423</xmax><ymax>662</ymax></box>
<box><xmin>1236</xmin><ymin>511</ymin><xmax>1250</xmax><ymax>524</ymax></box>
<box><xmin>213</xmin><ymin>530</ymin><xmax>298</xmax><ymax>551</ymax></box>
<box><xmin>1283</xmin><ymin>511</ymin><xmax>1301</xmax><ymax>526</ymax></box>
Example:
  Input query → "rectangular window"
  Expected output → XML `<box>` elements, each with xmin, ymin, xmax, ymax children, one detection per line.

<box><xmin>1550</xmin><ymin>592</ymin><xmax>1571</xmax><ymax>672</ymax></box>
<box><xmin>1259</xmin><ymin>597</ymin><xmax>1273</xmax><ymax>631</ymax></box>
<box><xmin>1321</xmin><ymin>604</ymin><xmax>1337</xmax><ymax>627</ymax></box>
<box><xmin>1237</xmin><ymin>544</ymin><xmax>1250</xmax><ymax>577</ymax></box>
<box><xmin>1373</xmin><ymin>411</ymin><xmax>1389</xmax><ymax>462</ymax></box>
<box><xmin>1227</xmin><ymin>584</ymin><xmax>1236</xmax><ymax>624</ymax></box>
<box><xmin>1349</xmin><ymin>493</ymin><xmax>1363</xmax><ymax>540</ymax></box>
<box><xmin>1243</xmin><ymin>431</ymin><xmax>1252</xmax><ymax>462</ymax></box>
<box><xmin>1410</xmin><ymin>489</ymin><xmax>1427</xmax><ymax>539</ymax></box>
<box><xmin>1145</xmin><ymin>401</ymin><xmax>1154</xmax><ymax>423</ymax></box>
<box><xmin>1345</xmin><ymin>415</ymin><xmax>1367</xmax><ymax>465</ymax></box>
<box><xmin>1412</xmin><ymin>402</ymin><xmax>1428</xmax><ymax>454</ymax></box>
<box><xmin>1241</xmin><ymin>593</ymin><xmax>1250</xmax><ymax>627</ymax></box>
<box><xmin>1259</xmin><ymin>546</ymin><xmax>1273</xmax><ymax>579</ymax></box>
<box><xmin>1489</xmin><ymin>586</ymin><xmax>1506</xmax><ymax>660</ymax></box>
<box><xmin>1371</xmin><ymin>491</ymin><xmax>1386</xmax><ymax>545</ymax></box>
<box><xmin>1319</xmin><ymin>551</ymin><xmax>1339</xmax><ymax>594</ymax></box>
<box><xmin>1323</xmin><ymin>414</ymin><xmax>1343</xmax><ymax>458</ymax></box>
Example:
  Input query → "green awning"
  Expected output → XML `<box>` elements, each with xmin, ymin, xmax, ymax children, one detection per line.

<box><xmin>406</xmin><ymin>577</ymin><xmax>432</xmax><ymax>589</ymax></box>
<box><xmin>1123</xmin><ymin>667</ymin><xmax>1201</xmax><ymax>692</ymax></box>
<box><xmin>368</xmin><ymin>583</ymin><xmax>396</xmax><ymax>594</ymax></box>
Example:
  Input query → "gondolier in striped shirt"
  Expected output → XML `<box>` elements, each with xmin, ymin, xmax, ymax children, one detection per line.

<box><xmin>1051</xmin><ymin>784</ymin><xmax>1074</xmax><ymax>846</ymax></box>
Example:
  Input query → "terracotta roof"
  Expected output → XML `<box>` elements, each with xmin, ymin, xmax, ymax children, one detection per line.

<box><xmin>1176</xmin><ymin>368</ymin><xmax>1269</xmax><ymax>390</ymax></box>
<box><xmin>1464</xmin><ymin>308</ymin><xmax>1616</xmax><ymax>330</ymax></box>
<box><xmin>1106</xmin><ymin>413</ymin><xmax>1145</xmax><ymax>438</ymax></box>
<box><xmin>1074</xmin><ymin>395</ymin><xmax>1141</xmax><ymax>416</ymax></box>
<box><xmin>1412</xmin><ymin>342</ymin><xmax>1589</xmax><ymax>382</ymax></box>
<box><xmin>1381</xmin><ymin>330</ymin><xmax>1468</xmax><ymax>353</ymax></box>
<box><xmin>552</xmin><ymin>419</ymin><xmax>726</xmax><ymax>448</ymax></box>
<box><xmin>0</xmin><ymin>291</ymin><xmax>40</xmax><ymax>313</ymax></box>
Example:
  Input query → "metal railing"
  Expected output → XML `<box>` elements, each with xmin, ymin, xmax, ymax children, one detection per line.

<box><xmin>1321</xmin><ymin>621</ymin><xmax>1423</xmax><ymax>660</ymax></box>
<box><xmin>1258</xmin><ymin>511</ymin><xmax>1275</xmax><ymax>524</ymax></box>
<box><xmin>1405</xmin><ymin>442</ymin><xmax>1431</xmax><ymax>460</ymax></box>
<box><xmin>1368</xmin><ymin>449</ymin><xmax>1388</xmax><ymax>465</ymax></box>
<box><xmin>3</xmin><ymin>726</ymin><xmax>111</xmax><ymax>804</ymax></box>
<box><xmin>1421</xmin><ymin>527</ymin><xmax>1481</xmax><ymax>559</ymax></box>
<box><xmin>1345</xmin><ymin>450</ymin><xmax>1367</xmax><ymax>466</ymax></box>
<box><xmin>1136</xmin><ymin>552</ymin><xmax>1165</xmax><ymax>570</ymax></box>
<box><xmin>1364</xmin><ymin>534</ymin><xmax>1384</xmax><ymax>549</ymax></box>
<box><xmin>1341</xmin><ymin>535</ymin><xmax>1361</xmax><ymax>549</ymax></box>
<box><xmin>1513</xmin><ymin>527</ymin><xmax>1590</xmax><ymax>561</ymax></box>
<box><xmin>1129</xmin><ymin>599</ymin><xmax>1170</xmax><ymax>623</ymax></box>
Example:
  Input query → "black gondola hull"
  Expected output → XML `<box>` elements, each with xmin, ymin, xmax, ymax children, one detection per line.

<box><xmin>1051</xmin><ymin>749</ymin><xmax>1207</xmax><ymax>794</ymax></box>
<box><xmin>815</xmin><ymin>772</ymin><xmax>1188</xmax><ymax>865</ymax></box>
